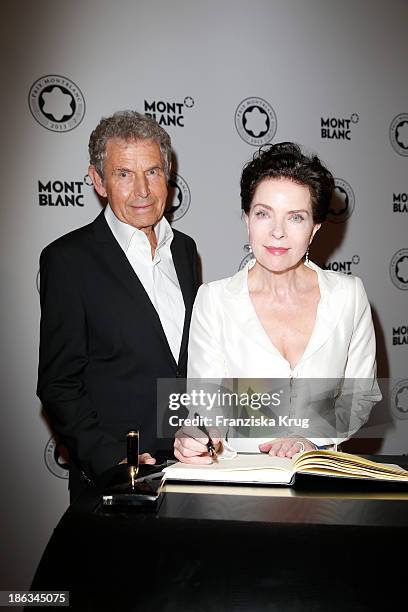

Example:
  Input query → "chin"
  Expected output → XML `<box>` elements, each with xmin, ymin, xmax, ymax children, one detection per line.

<box><xmin>129</xmin><ymin>213</ymin><xmax>157</xmax><ymax>226</ymax></box>
<box><xmin>257</xmin><ymin>257</ymin><xmax>302</xmax><ymax>274</ymax></box>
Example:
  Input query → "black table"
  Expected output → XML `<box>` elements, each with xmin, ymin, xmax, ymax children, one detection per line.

<box><xmin>31</xmin><ymin>456</ymin><xmax>408</xmax><ymax>611</ymax></box>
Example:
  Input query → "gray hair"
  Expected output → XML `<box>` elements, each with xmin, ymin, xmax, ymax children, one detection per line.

<box><xmin>88</xmin><ymin>110</ymin><xmax>172</xmax><ymax>180</ymax></box>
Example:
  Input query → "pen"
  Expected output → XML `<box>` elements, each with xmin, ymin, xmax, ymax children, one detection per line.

<box><xmin>127</xmin><ymin>429</ymin><xmax>139</xmax><ymax>489</ymax></box>
<box><xmin>194</xmin><ymin>413</ymin><xmax>218</xmax><ymax>462</ymax></box>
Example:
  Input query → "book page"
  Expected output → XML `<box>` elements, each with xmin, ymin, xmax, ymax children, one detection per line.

<box><xmin>293</xmin><ymin>450</ymin><xmax>408</xmax><ymax>481</ymax></box>
<box><xmin>164</xmin><ymin>454</ymin><xmax>296</xmax><ymax>484</ymax></box>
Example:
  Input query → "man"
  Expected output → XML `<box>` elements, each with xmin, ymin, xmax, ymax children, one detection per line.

<box><xmin>37</xmin><ymin>111</ymin><xmax>199</xmax><ymax>499</ymax></box>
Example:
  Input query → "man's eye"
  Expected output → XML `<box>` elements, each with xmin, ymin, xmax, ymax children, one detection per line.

<box><xmin>147</xmin><ymin>168</ymin><xmax>159</xmax><ymax>176</ymax></box>
<box><xmin>255</xmin><ymin>210</ymin><xmax>268</xmax><ymax>217</ymax></box>
<box><xmin>118</xmin><ymin>171</ymin><xmax>129</xmax><ymax>178</ymax></box>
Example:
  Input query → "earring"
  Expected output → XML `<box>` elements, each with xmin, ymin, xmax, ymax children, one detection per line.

<box><xmin>245</xmin><ymin>243</ymin><xmax>252</xmax><ymax>254</ymax></box>
<box><xmin>305</xmin><ymin>247</ymin><xmax>310</xmax><ymax>263</ymax></box>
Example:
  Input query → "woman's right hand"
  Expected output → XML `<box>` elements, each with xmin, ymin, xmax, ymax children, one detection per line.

<box><xmin>173</xmin><ymin>427</ymin><xmax>222</xmax><ymax>464</ymax></box>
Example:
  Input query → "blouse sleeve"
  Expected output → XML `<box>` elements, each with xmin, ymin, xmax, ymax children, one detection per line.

<box><xmin>335</xmin><ymin>276</ymin><xmax>382</xmax><ymax>441</ymax></box>
<box><xmin>187</xmin><ymin>283</ymin><xmax>228</xmax><ymax>378</ymax></box>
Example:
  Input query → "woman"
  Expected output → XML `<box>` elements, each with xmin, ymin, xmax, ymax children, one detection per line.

<box><xmin>174</xmin><ymin>142</ymin><xmax>380</xmax><ymax>464</ymax></box>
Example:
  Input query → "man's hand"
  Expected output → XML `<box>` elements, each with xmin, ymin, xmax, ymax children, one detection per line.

<box><xmin>118</xmin><ymin>453</ymin><xmax>156</xmax><ymax>465</ymax></box>
<box><xmin>259</xmin><ymin>437</ymin><xmax>316</xmax><ymax>459</ymax></box>
<box><xmin>174</xmin><ymin>426</ymin><xmax>222</xmax><ymax>464</ymax></box>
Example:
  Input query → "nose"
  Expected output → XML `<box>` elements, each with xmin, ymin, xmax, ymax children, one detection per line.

<box><xmin>133</xmin><ymin>173</ymin><xmax>150</xmax><ymax>198</ymax></box>
<box><xmin>270</xmin><ymin>218</ymin><xmax>286</xmax><ymax>240</ymax></box>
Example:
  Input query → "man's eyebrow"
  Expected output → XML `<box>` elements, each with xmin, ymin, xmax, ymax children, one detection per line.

<box><xmin>113</xmin><ymin>166</ymin><xmax>132</xmax><ymax>172</ymax></box>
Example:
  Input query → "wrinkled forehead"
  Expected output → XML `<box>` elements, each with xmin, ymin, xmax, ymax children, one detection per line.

<box><xmin>103</xmin><ymin>137</ymin><xmax>163</xmax><ymax>166</ymax></box>
<box><xmin>104</xmin><ymin>136</ymin><xmax>160</xmax><ymax>154</ymax></box>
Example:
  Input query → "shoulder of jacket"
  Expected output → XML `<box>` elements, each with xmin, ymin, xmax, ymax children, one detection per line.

<box><xmin>41</xmin><ymin>219</ymin><xmax>95</xmax><ymax>258</ymax></box>
<box><xmin>201</xmin><ymin>274</ymin><xmax>235</xmax><ymax>293</ymax></box>
<box><xmin>172</xmin><ymin>228</ymin><xmax>197</xmax><ymax>249</ymax></box>
<box><xmin>194</xmin><ymin>275</ymin><xmax>234</xmax><ymax>307</ymax></box>
<box><xmin>317</xmin><ymin>264</ymin><xmax>360</xmax><ymax>290</ymax></box>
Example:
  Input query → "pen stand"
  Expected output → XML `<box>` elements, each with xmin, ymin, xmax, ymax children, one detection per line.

<box><xmin>97</xmin><ymin>463</ymin><xmax>165</xmax><ymax>510</ymax></box>
<box><xmin>98</xmin><ymin>430</ymin><xmax>165</xmax><ymax>510</ymax></box>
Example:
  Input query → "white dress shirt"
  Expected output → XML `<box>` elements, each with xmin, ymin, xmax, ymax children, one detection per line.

<box><xmin>187</xmin><ymin>259</ymin><xmax>381</xmax><ymax>451</ymax></box>
<box><xmin>105</xmin><ymin>204</ymin><xmax>185</xmax><ymax>362</ymax></box>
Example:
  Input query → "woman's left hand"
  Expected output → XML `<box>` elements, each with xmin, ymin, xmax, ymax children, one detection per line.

<box><xmin>259</xmin><ymin>437</ymin><xmax>316</xmax><ymax>458</ymax></box>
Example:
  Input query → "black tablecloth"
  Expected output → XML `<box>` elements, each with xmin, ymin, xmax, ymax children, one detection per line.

<box><xmin>31</xmin><ymin>455</ymin><xmax>408</xmax><ymax>611</ymax></box>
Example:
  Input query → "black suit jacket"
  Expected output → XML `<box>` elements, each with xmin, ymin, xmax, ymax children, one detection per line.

<box><xmin>37</xmin><ymin>211</ymin><xmax>199</xmax><ymax>489</ymax></box>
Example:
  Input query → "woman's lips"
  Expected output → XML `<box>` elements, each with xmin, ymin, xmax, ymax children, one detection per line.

<box><xmin>265</xmin><ymin>246</ymin><xmax>289</xmax><ymax>255</ymax></box>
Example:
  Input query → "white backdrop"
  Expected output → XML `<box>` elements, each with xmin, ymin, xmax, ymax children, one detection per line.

<box><xmin>1</xmin><ymin>0</ymin><xmax>407</xmax><ymax>592</ymax></box>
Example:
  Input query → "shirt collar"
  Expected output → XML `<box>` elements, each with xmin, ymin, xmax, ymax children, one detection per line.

<box><xmin>104</xmin><ymin>203</ymin><xmax>174</xmax><ymax>254</ymax></box>
<box><xmin>225</xmin><ymin>257</ymin><xmax>340</xmax><ymax>298</ymax></box>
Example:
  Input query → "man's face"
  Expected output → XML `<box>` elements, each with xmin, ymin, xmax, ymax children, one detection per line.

<box><xmin>89</xmin><ymin>138</ymin><xmax>168</xmax><ymax>232</ymax></box>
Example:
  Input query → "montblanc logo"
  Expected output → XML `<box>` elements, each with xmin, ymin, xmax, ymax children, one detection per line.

<box><xmin>323</xmin><ymin>254</ymin><xmax>360</xmax><ymax>275</ymax></box>
<box><xmin>44</xmin><ymin>437</ymin><xmax>69</xmax><ymax>479</ymax></box>
<box><xmin>28</xmin><ymin>75</ymin><xmax>85</xmax><ymax>132</ymax></box>
<box><xmin>235</xmin><ymin>97</ymin><xmax>277</xmax><ymax>146</ymax></box>
<box><xmin>389</xmin><ymin>113</ymin><xmax>408</xmax><ymax>156</ymax></box>
<box><xmin>238</xmin><ymin>244</ymin><xmax>255</xmax><ymax>270</ymax></box>
<box><xmin>389</xmin><ymin>249</ymin><xmax>408</xmax><ymax>290</ymax></box>
<box><xmin>392</xmin><ymin>325</ymin><xmax>408</xmax><ymax>347</ymax></box>
<box><xmin>391</xmin><ymin>380</ymin><xmax>408</xmax><ymax>420</ymax></box>
<box><xmin>38</xmin><ymin>178</ymin><xmax>90</xmax><ymax>206</ymax></box>
<box><xmin>320</xmin><ymin>113</ymin><xmax>359</xmax><ymax>141</ymax></box>
<box><xmin>393</xmin><ymin>192</ymin><xmax>408</xmax><ymax>213</ymax></box>
<box><xmin>328</xmin><ymin>178</ymin><xmax>355</xmax><ymax>223</ymax></box>
<box><xmin>165</xmin><ymin>173</ymin><xmax>191</xmax><ymax>222</ymax></box>
<box><xmin>144</xmin><ymin>96</ymin><xmax>194</xmax><ymax>127</ymax></box>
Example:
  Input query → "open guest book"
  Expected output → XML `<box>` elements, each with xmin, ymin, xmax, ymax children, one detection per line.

<box><xmin>163</xmin><ymin>450</ymin><xmax>408</xmax><ymax>486</ymax></box>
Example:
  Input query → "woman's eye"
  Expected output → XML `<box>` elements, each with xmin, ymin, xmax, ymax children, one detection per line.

<box><xmin>255</xmin><ymin>210</ymin><xmax>268</xmax><ymax>217</ymax></box>
<box><xmin>291</xmin><ymin>213</ymin><xmax>304</xmax><ymax>223</ymax></box>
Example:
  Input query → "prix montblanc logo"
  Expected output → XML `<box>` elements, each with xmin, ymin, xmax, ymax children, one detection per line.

<box><xmin>390</xmin><ymin>249</ymin><xmax>408</xmax><ymax>290</ymax></box>
<box><xmin>389</xmin><ymin>113</ymin><xmax>408</xmax><ymax>156</ymax></box>
<box><xmin>235</xmin><ymin>97</ymin><xmax>277</xmax><ymax>146</ymax></box>
<box><xmin>144</xmin><ymin>96</ymin><xmax>194</xmax><ymax>127</ymax></box>
<box><xmin>320</xmin><ymin>113</ymin><xmax>359</xmax><ymax>141</ymax></box>
<box><xmin>28</xmin><ymin>75</ymin><xmax>85</xmax><ymax>132</ymax></box>
<box><xmin>165</xmin><ymin>173</ymin><xmax>191</xmax><ymax>222</ymax></box>
<box><xmin>391</xmin><ymin>380</ymin><xmax>408</xmax><ymax>420</ymax></box>
<box><xmin>238</xmin><ymin>244</ymin><xmax>255</xmax><ymax>270</ymax></box>
<box><xmin>44</xmin><ymin>437</ymin><xmax>69</xmax><ymax>479</ymax></box>
<box><xmin>328</xmin><ymin>178</ymin><xmax>355</xmax><ymax>223</ymax></box>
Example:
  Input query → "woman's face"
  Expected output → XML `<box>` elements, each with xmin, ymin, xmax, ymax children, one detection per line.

<box><xmin>245</xmin><ymin>178</ymin><xmax>320</xmax><ymax>273</ymax></box>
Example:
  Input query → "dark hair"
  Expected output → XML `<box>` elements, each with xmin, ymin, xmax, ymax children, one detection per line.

<box><xmin>240</xmin><ymin>142</ymin><xmax>334</xmax><ymax>223</ymax></box>
<box><xmin>88</xmin><ymin>110</ymin><xmax>172</xmax><ymax>180</ymax></box>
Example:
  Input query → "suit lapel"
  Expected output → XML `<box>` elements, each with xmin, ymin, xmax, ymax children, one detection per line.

<box><xmin>171</xmin><ymin>234</ymin><xmax>195</xmax><ymax>366</ymax></box>
<box><xmin>91</xmin><ymin>211</ymin><xmax>177</xmax><ymax>368</ymax></box>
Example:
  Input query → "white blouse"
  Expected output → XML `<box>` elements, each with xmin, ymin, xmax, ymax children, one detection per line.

<box><xmin>187</xmin><ymin>260</ymin><xmax>381</xmax><ymax>451</ymax></box>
